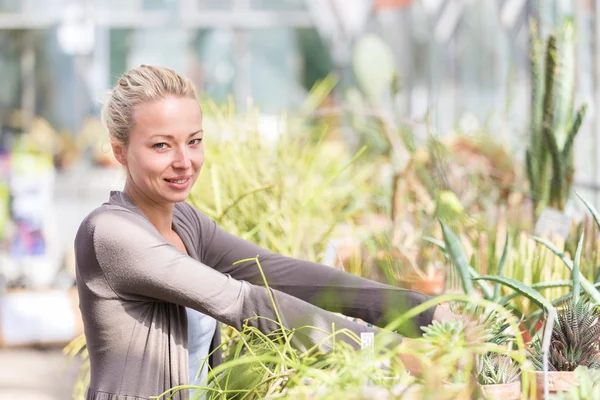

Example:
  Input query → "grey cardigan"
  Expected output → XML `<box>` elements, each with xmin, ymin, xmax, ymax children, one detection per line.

<box><xmin>75</xmin><ymin>191</ymin><xmax>435</xmax><ymax>400</ymax></box>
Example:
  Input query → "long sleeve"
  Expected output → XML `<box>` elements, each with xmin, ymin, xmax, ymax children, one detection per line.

<box><xmin>86</xmin><ymin>207</ymin><xmax>387</xmax><ymax>352</ymax></box>
<box><xmin>181</xmin><ymin>203</ymin><xmax>436</xmax><ymax>337</ymax></box>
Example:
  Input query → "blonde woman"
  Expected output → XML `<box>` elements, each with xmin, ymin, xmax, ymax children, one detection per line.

<box><xmin>75</xmin><ymin>65</ymin><xmax>458</xmax><ymax>400</ymax></box>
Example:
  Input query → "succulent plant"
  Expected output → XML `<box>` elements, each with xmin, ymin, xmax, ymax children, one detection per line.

<box><xmin>476</xmin><ymin>354</ymin><xmax>521</xmax><ymax>385</ymax></box>
<box><xmin>529</xmin><ymin>299</ymin><xmax>600</xmax><ymax>371</ymax></box>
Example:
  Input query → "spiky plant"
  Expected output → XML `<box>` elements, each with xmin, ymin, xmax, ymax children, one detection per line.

<box><xmin>471</xmin><ymin>311</ymin><xmax>520</xmax><ymax>385</ymax></box>
<box><xmin>476</xmin><ymin>354</ymin><xmax>521</xmax><ymax>385</ymax></box>
<box><xmin>422</xmin><ymin>319</ymin><xmax>492</xmax><ymax>355</ymax></box>
<box><xmin>529</xmin><ymin>299</ymin><xmax>600</xmax><ymax>371</ymax></box>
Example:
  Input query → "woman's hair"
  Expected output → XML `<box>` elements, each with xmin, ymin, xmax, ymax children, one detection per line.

<box><xmin>102</xmin><ymin>65</ymin><xmax>197</xmax><ymax>145</ymax></box>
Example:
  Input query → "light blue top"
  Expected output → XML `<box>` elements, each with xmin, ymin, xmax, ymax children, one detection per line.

<box><xmin>186</xmin><ymin>307</ymin><xmax>217</xmax><ymax>396</ymax></box>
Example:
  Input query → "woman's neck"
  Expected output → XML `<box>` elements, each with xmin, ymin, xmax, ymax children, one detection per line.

<box><xmin>124</xmin><ymin>183</ymin><xmax>175</xmax><ymax>237</ymax></box>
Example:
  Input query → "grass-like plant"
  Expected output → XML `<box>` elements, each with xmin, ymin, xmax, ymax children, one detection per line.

<box><xmin>189</xmin><ymin>98</ymin><xmax>374</xmax><ymax>262</ymax></box>
<box><xmin>155</xmin><ymin>293</ymin><xmax>533</xmax><ymax>400</ymax></box>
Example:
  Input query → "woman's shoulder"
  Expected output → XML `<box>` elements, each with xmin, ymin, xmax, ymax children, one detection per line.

<box><xmin>174</xmin><ymin>200</ymin><xmax>213</xmax><ymax>226</ymax></box>
<box><xmin>76</xmin><ymin>203</ymin><xmax>150</xmax><ymax>245</ymax></box>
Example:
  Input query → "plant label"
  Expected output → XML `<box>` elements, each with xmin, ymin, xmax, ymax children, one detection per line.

<box><xmin>361</xmin><ymin>332</ymin><xmax>375</xmax><ymax>361</ymax></box>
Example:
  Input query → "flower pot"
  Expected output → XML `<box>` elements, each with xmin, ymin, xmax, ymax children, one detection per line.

<box><xmin>390</xmin><ymin>382</ymin><xmax>470</xmax><ymax>399</ymax></box>
<box><xmin>531</xmin><ymin>371</ymin><xmax>578</xmax><ymax>400</ymax></box>
<box><xmin>479</xmin><ymin>381</ymin><xmax>521</xmax><ymax>400</ymax></box>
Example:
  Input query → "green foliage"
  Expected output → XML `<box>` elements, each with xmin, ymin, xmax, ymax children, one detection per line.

<box><xmin>421</xmin><ymin>315</ymin><xmax>519</xmax><ymax>386</ymax></box>
<box><xmin>439</xmin><ymin>220</ymin><xmax>474</xmax><ymax>296</ymax></box>
<box><xmin>189</xmin><ymin>99</ymin><xmax>374</xmax><ymax>261</ymax></box>
<box><xmin>527</xmin><ymin>17</ymin><xmax>586</xmax><ymax>215</ymax></box>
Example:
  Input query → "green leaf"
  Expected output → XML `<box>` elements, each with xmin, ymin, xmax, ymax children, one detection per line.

<box><xmin>573</xmin><ymin>233</ymin><xmax>584</xmax><ymax>303</ymax></box>
<box><xmin>423</xmin><ymin>236</ymin><xmax>446</xmax><ymax>249</ymax></box>
<box><xmin>532</xmin><ymin>280</ymin><xmax>574</xmax><ymax>289</ymax></box>
<box><xmin>468</xmin><ymin>267</ymin><xmax>493</xmax><ymax>300</ymax></box>
<box><xmin>533</xmin><ymin>236</ymin><xmax>600</xmax><ymax>304</ymax></box>
<box><xmin>499</xmin><ymin>280</ymin><xmax>575</xmax><ymax>304</ymax></box>
<box><xmin>494</xmin><ymin>232</ymin><xmax>510</xmax><ymax>301</ymax></box>
<box><xmin>474</xmin><ymin>275</ymin><xmax>554</xmax><ymax>311</ymax></box>
<box><xmin>424</xmin><ymin>235</ymin><xmax>493</xmax><ymax>298</ymax></box>
<box><xmin>439</xmin><ymin>220</ymin><xmax>473</xmax><ymax>295</ymax></box>
<box><xmin>577</xmin><ymin>192</ymin><xmax>600</xmax><ymax>233</ymax></box>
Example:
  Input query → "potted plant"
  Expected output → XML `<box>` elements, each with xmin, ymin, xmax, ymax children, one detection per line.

<box><xmin>476</xmin><ymin>354</ymin><xmax>521</xmax><ymax>399</ymax></box>
<box><xmin>527</xmin><ymin>299</ymin><xmax>600</xmax><ymax>399</ymax></box>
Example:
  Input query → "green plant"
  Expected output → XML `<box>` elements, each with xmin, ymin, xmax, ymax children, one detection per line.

<box><xmin>189</xmin><ymin>99</ymin><xmax>373</xmax><ymax>262</ymax></box>
<box><xmin>528</xmin><ymin>299</ymin><xmax>600</xmax><ymax>372</ymax></box>
<box><xmin>422</xmin><ymin>310</ymin><xmax>519</xmax><ymax>387</ymax></box>
<box><xmin>476</xmin><ymin>354</ymin><xmax>521</xmax><ymax>385</ymax></box>
<box><xmin>158</xmin><ymin>294</ymin><xmax>531</xmax><ymax>400</ymax></box>
<box><xmin>526</xmin><ymin>212</ymin><xmax>600</xmax><ymax>373</ymax></box>
<box><xmin>526</xmin><ymin>17</ymin><xmax>587</xmax><ymax>216</ymax></box>
<box><xmin>352</xmin><ymin>34</ymin><xmax>396</xmax><ymax>107</ymax></box>
<box><xmin>422</xmin><ymin>320</ymin><xmax>490</xmax><ymax>356</ymax></box>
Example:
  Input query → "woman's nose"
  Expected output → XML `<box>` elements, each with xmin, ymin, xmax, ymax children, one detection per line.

<box><xmin>173</xmin><ymin>147</ymin><xmax>191</xmax><ymax>169</ymax></box>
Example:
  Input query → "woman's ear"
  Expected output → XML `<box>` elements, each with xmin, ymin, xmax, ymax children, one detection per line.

<box><xmin>111</xmin><ymin>138</ymin><xmax>127</xmax><ymax>166</ymax></box>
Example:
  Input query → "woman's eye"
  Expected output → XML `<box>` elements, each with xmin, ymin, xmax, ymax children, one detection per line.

<box><xmin>153</xmin><ymin>142</ymin><xmax>168</xmax><ymax>149</ymax></box>
<box><xmin>189</xmin><ymin>138</ymin><xmax>202</xmax><ymax>146</ymax></box>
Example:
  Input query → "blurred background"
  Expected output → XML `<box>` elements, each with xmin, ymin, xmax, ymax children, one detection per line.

<box><xmin>0</xmin><ymin>0</ymin><xmax>599</xmax><ymax>398</ymax></box>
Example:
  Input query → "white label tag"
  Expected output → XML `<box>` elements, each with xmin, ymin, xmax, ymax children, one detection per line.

<box><xmin>361</xmin><ymin>332</ymin><xmax>375</xmax><ymax>359</ymax></box>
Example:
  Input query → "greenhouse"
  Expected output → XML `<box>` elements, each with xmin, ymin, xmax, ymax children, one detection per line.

<box><xmin>2</xmin><ymin>0</ymin><xmax>600</xmax><ymax>399</ymax></box>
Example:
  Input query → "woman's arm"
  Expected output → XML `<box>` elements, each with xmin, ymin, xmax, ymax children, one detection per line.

<box><xmin>187</xmin><ymin>205</ymin><xmax>437</xmax><ymax>337</ymax></box>
<box><xmin>81</xmin><ymin>207</ymin><xmax>392</xmax><ymax>352</ymax></box>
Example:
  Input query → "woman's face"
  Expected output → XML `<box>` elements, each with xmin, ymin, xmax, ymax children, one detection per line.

<box><xmin>116</xmin><ymin>95</ymin><xmax>204</xmax><ymax>205</ymax></box>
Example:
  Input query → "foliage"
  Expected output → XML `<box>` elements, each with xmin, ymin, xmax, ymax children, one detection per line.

<box><xmin>189</xmin><ymin>98</ymin><xmax>374</xmax><ymax>262</ymax></box>
<box><xmin>527</xmin><ymin>17</ymin><xmax>587</xmax><ymax>215</ymax></box>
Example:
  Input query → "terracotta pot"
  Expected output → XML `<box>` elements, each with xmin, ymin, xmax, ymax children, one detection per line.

<box><xmin>479</xmin><ymin>381</ymin><xmax>521</xmax><ymax>400</ymax></box>
<box><xmin>390</xmin><ymin>383</ymin><xmax>469</xmax><ymax>399</ymax></box>
<box><xmin>519</xmin><ymin>320</ymin><xmax>544</xmax><ymax>344</ymax></box>
<box><xmin>531</xmin><ymin>371</ymin><xmax>578</xmax><ymax>400</ymax></box>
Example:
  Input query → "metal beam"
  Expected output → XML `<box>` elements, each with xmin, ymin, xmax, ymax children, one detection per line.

<box><xmin>0</xmin><ymin>11</ymin><xmax>314</xmax><ymax>29</ymax></box>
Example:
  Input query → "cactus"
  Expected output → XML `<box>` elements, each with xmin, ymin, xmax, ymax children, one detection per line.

<box><xmin>352</xmin><ymin>34</ymin><xmax>396</xmax><ymax>106</ymax></box>
<box><xmin>526</xmin><ymin>17</ymin><xmax>586</xmax><ymax>217</ymax></box>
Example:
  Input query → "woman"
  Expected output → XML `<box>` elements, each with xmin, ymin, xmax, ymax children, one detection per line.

<box><xmin>75</xmin><ymin>65</ymin><xmax>458</xmax><ymax>400</ymax></box>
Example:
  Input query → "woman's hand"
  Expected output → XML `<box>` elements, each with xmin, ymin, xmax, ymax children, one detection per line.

<box><xmin>397</xmin><ymin>337</ymin><xmax>427</xmax><ymax>376</ymax></box>
<box><xmin>432</xmin><ymin>303</ymin><xmax>463</xmax><ymax>323</ymax></box>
